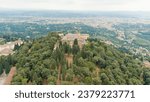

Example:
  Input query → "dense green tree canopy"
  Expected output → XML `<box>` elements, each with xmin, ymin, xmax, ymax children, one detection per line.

<box><xmin>9</xmin><ymin>32</ymin><xmax>149</xmax><ymax>85</ymax></box>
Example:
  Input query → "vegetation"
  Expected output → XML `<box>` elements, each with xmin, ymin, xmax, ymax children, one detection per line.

<box><xmin>10</xmin><ymin>32</ymin><xmax>150</xmax><ymax>85</ymax></box>
<box><xmin>0</xmin><ymin>22</ymin><xmax>149</xmax><ymax>60</ymax></box>
<box><xmin>12</xmin><ymin>32</ymin><xmax>61</xmax><ymax>84</ymax></box>
<box><xmin>143</xmin><ymin>68</ymin><xmax>150</xmax><ymax>85</ymax></box>
<box><xmin>0</xmin><ymin>23</ymin><xmax>115</xmax><ymax>40</ymax></box>
<box><xmin>0</xmin><ymin>38</ymin><xmax>5</xmax><ymax>44</ymax></box>
<box><xmin>0</xmin><ymin>55</ymin><xmax>15</xmax><ymax>75</ymax></box>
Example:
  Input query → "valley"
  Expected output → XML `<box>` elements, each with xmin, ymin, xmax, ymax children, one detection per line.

<box><xmin>0</xmin><ymin>14</ymin><xmax>149</xmax><ymax>61</ymax></box>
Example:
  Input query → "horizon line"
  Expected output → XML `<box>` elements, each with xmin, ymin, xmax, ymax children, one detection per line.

<box><xmin>0</xmin><ymin>9</ymin><xmax>150</xmax><ymax>12</ymax></box>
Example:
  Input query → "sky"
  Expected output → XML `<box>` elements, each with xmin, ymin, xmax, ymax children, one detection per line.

<box><xmin>0</xmin><ymin>0</ymin><xmax>150</xmax><ymax>11</ymax></box>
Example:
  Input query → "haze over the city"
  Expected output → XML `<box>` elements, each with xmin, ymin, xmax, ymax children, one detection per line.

<box><xmin>0</xmin><ymin>0</ymin><xmax>150</xmax><ymax>11</ymax></box>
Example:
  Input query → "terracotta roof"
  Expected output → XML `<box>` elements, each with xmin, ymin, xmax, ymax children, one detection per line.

<box><xmin>62</xmin><ymin>33</ymin><xmax>89</xmax><ymax>41</ymax></box>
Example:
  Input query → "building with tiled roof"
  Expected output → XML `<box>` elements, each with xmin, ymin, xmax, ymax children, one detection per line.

<box><xmin>62</xmin><ymin>33</ymin><xmax>89</xmax><ymax>48</ymax></box>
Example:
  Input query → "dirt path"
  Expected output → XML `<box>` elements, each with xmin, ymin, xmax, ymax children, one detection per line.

<box><xmin>0</xmin><ymin>71</ymin><xmax>7</xmax><ymax>85</ymax></box>
<box><xmin>56</xmin><ymin>65</ymin><xmax>61</xmax><ymax>85</ymax></box>
<box><xmin>4</xmin><ymin>67</ymin><xmax>16</xmax><ymax>85</ymax></box>
<box><xmin>65</xmin><ymin>54</ymin><xmax>73</xmax><ymax>67</ymax></box>
<box><xmin>96</xmin><ymin>67</ymin><xmax>100</xmax><ymax>77</ymax></box>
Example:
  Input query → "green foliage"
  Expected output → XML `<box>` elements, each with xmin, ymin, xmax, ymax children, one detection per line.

<box><xmin>143</xmin><ymin>68</ymin><xmax>150</xmax><ymax>85</ymax></box>
<box><xmin>12</xmin><ymin>33</ymin><xmax>146</xmax><ymax>85</ymax></box>
<box><xmin>0</xmin><ymin>55</ymin><xmax>14</xmax><ymax>75</ymax></box>
<box><xmin>47</xmin><ymin>76</ymin><xmax>57</xmax><ymax>85</ymax></box>
<box><xmin>72</xmin><ymin>39</ymin><xmax>80</xmax><ymax>55</ymax></box>
<box><xmin>14</xmin><ymin>43</ymin><xmax>20</xmax><ymax>51</ymax></box>
<box><xmin>73</xmin><ymin>40</ymin><xmax>144</xmax><ymax>85</ymax></box>
<box><xmin>0</xmin><ymin>63</ymin><xmax>3</xmax><ymax>75</ymax></box>
<box><xmin>65</xmin><ymin>69</ymin><xmax>74</xmax><ymax>81</ymax></box>
<box><xmin>100</xmin><ymin>73</ymin><xmax>110</xmax><ymax>85</ymax></box>
<box><xmin>63</xmin><ymin>42</ymin><xmax>72</xmax><ymax>54</ymax></box>
<box><xmin>12</xmin><ymin>32</ymin><xmax>66</xmax><ymax>85</ymax></box>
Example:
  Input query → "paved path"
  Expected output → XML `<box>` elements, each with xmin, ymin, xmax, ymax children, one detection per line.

<box><xmin>0</xmin><ymin>71</ymin><xmax>7</xmax><ymax>85</ymax></box>
<box><xmin>4</xmin><ymin>67</ymin><xmax>16</xmax><ymax>85</ymax></box>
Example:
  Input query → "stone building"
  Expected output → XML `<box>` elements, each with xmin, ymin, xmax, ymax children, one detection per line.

<box><xmin>62</xmin><ymin>33</ymin><xmax>89</xmax><ymax>48</ymax></box>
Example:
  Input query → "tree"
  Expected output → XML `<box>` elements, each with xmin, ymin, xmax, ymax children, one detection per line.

<box><xmin>21</xmin><ymin>78</ymin><xmax>28</xmax><ymax>85</ymax></box>
<box><xmin>11</xmin><ymin>33</ymin><xmax>144</xmax><ymax>85</ymax></box>
<box><xmin>0</xmin><ymin>63</ymin><xmax>3</xmax><ymax>75</ymax></box>
<box><xmin>12</xmin><ymin>74</ymin><xmax>23</xmax><ymax>85</ymax></box>
<box><xmin>84</xmin><ymin>77</ymin><xmax>93</xmax><ymax>85</ymax></box>
<box><xmin>48</xmin><ymin>76</ymin><xmax>57</xmax><ymax>85</ymax></box>
<box><xmin>143</xmin><ymin>69</ymin><xmax>150</xmax><ymax>85</ymax></box>
<box><xmin>72</xmin><ymin>39</ymin><xmax>80</xmax><ymax>55</ymax></box>
<box><xmin>14</xmin><ymin>43</ymin><xmax>20</xmax><ymax>51</ymax></box>
<box><xmin>41</xmin><ymin>68</ymin><xmax>50</xmax><ymax>79</ymax></box>
<box><xmin>63</xmin><ymin>42</ymin><xmax>72</xmax><ymax>54</ymax></box>
<box><xmin>74</xmin><ymin>39</ymin><xmax>78</xmax><ymax>45</ymax></box>
<box><xmin>100</xmin><ymin>73</ymin><xmax>110</xmax><ymax>85</ymax></box>
<box><xmin>4</xmin><ymin>62</ymin><xmax>11</xmax><ymax>74</ymax></box>
<box><xmin>66</xmin><ymin>69</ymin><xmax>74</xmax><ymax>81</ymax></box>
<box><xmin>93</xmin><ymin>56</ymin><xmax>106</xmax><ymax>68</ymax></box>
<box><xmin>92</xmin><ymin>78</ymin><xmax>101</xmax><ymax>85</ymax></box>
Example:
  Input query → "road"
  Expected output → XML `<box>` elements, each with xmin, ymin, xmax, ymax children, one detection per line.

<box><xmin>0</xmin><ymin>67</ymin><xmax>16</xmax><ymax>85</ymax></box>
<box><xmin>4</xmin><ymin>67</ymin><xmax>16</xmax><ymax>85</ymax></box>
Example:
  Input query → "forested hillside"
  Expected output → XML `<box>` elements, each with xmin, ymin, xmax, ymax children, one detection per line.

<box><xmin>11</xmin><ymin>32</ymin><xmax>150</xmax><ymax>85</ymax></box>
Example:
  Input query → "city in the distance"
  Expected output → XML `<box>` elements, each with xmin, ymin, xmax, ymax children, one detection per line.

<box><xmin>0</xmin><ymin>0</ymin><xmax>150</xmax><ymax>85</ymax></box>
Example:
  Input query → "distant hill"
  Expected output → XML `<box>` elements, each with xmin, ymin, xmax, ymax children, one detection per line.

<box><xmin>0</xmin><ymin>10</ymin><xmax>150</xmax><ymax>18</ymax></box>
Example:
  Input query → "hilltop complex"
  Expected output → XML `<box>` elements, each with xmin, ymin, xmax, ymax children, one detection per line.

<box><xmin>62</xmin><ymin>33</ymin><xmax>89</xmax><ymax>48</ymax></box>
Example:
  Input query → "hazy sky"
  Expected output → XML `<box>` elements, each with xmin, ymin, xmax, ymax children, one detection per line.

<box><xmin>0</xmin><ymin>0</ymin><xmax>150</xmax><ymax>11</ymax></box>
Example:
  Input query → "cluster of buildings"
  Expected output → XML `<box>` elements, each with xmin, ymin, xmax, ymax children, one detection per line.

<box><xmin>61</xmin><ymin>33</ymin><xmax>89</xmax><ymax>48</ymax></box>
